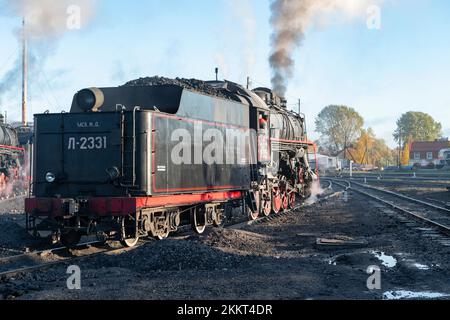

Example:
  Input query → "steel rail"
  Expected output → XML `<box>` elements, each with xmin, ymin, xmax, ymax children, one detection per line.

<box><xmin>349</xmin><ymin>180</ymin><xmax>450</xmax><ymax>214</ymax></box>
<box><xmin>0</xmin><ymin>240</ymin><xmax>146</xmax><ymax>278</ymax></box>
<box><xmin>345</xmin><ymin>178</ymin><xmax>450</xmax><ymax>189</ymax></box>
<box><xmin>0</xmin><ymin>240</ymin><xmax>103</xmax><ymax>265</ymax></box>
<box><xmin>241</xmin><ymin>187</ymin><xmax>344</xmax><ymax>228</ymax></box>
<box><xmin>332</xmin><ymin>178</ymin><xmax>450</xmax><ymax>236</ymax></box>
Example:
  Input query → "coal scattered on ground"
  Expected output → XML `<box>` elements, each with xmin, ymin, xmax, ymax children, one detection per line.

<box><xmin>0</xmin><ymin>216</ymin><xmax>42</xmax><ymax>256</ymax></box>
<box><xmin>95</xmin><ymin>238</ymin><xmax>260</xmax><ymax>272</ymax></box>
<box><xmin>122</xmin><ymin>76</ymin><xmax>232</xmax><ymax>100</ymax></box>
<box><xmin>0</xmin><ymin>198</ymin><xmax>45</xmax><ymax>255</ymax></box>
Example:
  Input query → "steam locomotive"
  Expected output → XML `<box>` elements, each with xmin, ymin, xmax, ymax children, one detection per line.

<box><xmin>25</xmin><ymin>77</ymin><xmax>317</xmax><ymax>247</ymax></box>
<box><xmin>0</xmin><ymin>115</ymin><xmax>23</xmax><ymax>194</ymax></box>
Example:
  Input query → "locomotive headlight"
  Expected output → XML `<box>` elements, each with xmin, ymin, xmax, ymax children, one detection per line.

<box><xmin>106</xmin><ymin>167</ymin><xmax>120</xmax><ymax>181</ymax></box>
<box><xmin>45</xmin><ymin>172</ymin><xmax>56</xmax><ymax>183</ymax></box>
<box><xmin>76</xmin><ymin>87</ymin><xmax>105</xmax><ymax>112</ymax></box>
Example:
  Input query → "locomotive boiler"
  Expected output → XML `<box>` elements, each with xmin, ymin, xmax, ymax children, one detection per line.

<box><xmin>25</xmin><ymin>77</ymin><xmax>317</xmax><ymax>247</ymax></box>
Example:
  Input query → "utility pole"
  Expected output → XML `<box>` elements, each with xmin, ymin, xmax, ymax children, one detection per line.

<box><xmin>398</xmin><ymin>128</ymin><xmax>402</xmax><ymax>170</ymax></box>
<box><xmin>22</xmin><ymin>18</ymin><xmax>28</xmax><ymax>127</ymax></box>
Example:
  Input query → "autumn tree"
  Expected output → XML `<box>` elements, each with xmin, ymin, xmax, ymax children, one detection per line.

<box><xmin>394</xmin><ymin>112</ymin><xmax>442</xmax><ymax>145</ymax></box>
<box><xmin>401</xmin><ymin>138</ymin><xmax>411</xmax><ymax>166</ymax></box>
<box><xmin>372</xmin><ymin>139</ymin><xmax>396</xmax><ymax>168</ymax></box>
<box><xmin>351</xmin><ymin>128</ymin><xmax>375</xmax><ymax>164</ymax></box>
<box><xmin>315</xmin><ymin>105</ymin><xmax>364</xmax><ymax>158</ymax></box>
<box><xmin>350</xmin><ymin>128</ymin><xmax>395</xmax><ymax>167</ymax></box>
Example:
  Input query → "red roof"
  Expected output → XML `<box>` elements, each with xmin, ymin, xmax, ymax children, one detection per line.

<box><xmin>410</xmin><ymin>141</ymin><xmax>450</xmax><ymax>152</ymax></box>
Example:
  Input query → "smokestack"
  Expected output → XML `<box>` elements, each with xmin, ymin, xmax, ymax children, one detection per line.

<box><xmin>22</xmin><ymin>18</ymin><xmax>28</xmax><ymax>126</ymax></box>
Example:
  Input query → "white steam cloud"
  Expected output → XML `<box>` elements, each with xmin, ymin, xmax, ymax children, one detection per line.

<box><xmin>0</xmin><ymin>0</ymin><xmax>100</xmax><ymax>111</ymax></box>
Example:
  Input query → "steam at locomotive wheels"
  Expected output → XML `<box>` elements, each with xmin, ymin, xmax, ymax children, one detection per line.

<box><xmin>25</xmin><ymin>77</ymin><xmax>318</xmax><ymax>248</ymax></box>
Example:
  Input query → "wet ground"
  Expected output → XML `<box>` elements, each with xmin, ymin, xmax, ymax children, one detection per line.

<box><xmin>0</xmin><ymin>188</ymin><xmax>449</xmax><ymax>300</ymax></box>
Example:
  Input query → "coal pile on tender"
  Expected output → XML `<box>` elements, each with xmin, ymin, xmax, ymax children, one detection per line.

<box><xmin>122</xmin><ymin>76</ymin><xmax>232</xmax><ymax>100</ymax></box>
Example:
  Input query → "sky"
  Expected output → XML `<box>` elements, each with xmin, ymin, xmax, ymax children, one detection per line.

<box><xmin>0</xmin><ymin>0</ymin><xmax>449</xmax><ymax>147</ymax></box>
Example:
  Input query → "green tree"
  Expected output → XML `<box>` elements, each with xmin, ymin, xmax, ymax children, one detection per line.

<box><xmin>394</xmin><ymin>112</ymin><xmax>442</xmax><ymax>145</ymax></box>
<box><xmin>315</xmin><ymin>105</ymin><xmax>364</xmax><ymax>157</ymax></box>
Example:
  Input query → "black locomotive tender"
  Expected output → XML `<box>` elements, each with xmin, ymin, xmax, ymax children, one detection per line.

<box><xmin>26</xmin><ymin>77</ymin><xmax>317</xmax><ymax>247</ymax></box>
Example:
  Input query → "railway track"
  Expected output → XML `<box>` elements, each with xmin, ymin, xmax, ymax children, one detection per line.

<box><xmin>329</xmin><ymin>178</ymin><xmax>450</xmax><ymax>238</ymax></box>
<box><xmin>331</xmin><ymin>176</ymin><xmax>450</xmax><ymax>189</ymax></box>
<box><xmin>336</xmin><ymin>173</ymin><xmax>450</xmax><ymax>183</ymax></box>
<box><xmin>0</xmin><ymin>240</ymin><xmax>147</xmax><ymax>279</ymax></box>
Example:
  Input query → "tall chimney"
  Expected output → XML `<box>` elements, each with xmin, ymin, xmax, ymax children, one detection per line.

<box><xmin>22</xmin><ymin>18</ymin><xmax>28</xmax><ymax>127</ymax></box>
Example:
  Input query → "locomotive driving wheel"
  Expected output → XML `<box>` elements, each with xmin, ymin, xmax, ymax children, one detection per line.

<box><xmin>272</xmin><ymin>187</ymin><xmax>282</xmax><ymax>214</ymax></box>
<box><xmin>248</xmin><ymin>191</ymin><xmax>260</xmax><ymax>221</ymax></box>
<box><xmin>281</xmin><ymin>189</ymin><xmax>289</xmax><ymax>211</ymax></box>
<box><xmin>288</xmin><ymin>191</ymin><xmax>296</xmax><ymax>209</ymax></box>
<box><xmin>191</xmin><ymin>207</ymin><xmax>207</xmax><ymax>234</ymax></box>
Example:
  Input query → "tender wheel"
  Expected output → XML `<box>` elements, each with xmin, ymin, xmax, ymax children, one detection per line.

<box><xmin>155</xmin><ymin>231</ymin><xmax>169</xmax><ymax>240</ymax></box>
<box><xmin>288</xmin><ymin>191</ymin><xmax>296</xmax><ymax>209</ymax></box>
<box><xmin>121</xmin><ymin>237</ymin><xmax>139</xmax><ymax>248</ymax></box>
<box><xmin>191</xmin><ymin>208</ymin><xmax>207</xmax><ymax>234</ymax></box>
<box><xmin>120</xmin><ymin>217</ymin><xmax>139</xmax><ymax>247</ymax></box>
<box><xmin>153</xmin><ymin>215</ymin><xmax>170</xmax><ymax>240</ymax></box>
<box><xmin>154</xmin><ymin>221</ymin><xmax>170</xmax><ymax>240</ymax></box>
<box><xmin>272</xmin><ymin>187</ymin><xmax>282</xmax><ymax>214</ymax></box>
<box><xmin>261</xmin><ymin>191</ymin><xmax>272</xmax><ymax>217</ymax></box>
<box><xmin>155</xmin><ymin>227</ymin><xmax>170</xmax><ymax>240</ymax></box>
<box><xmin>60</xmin><ymin>230</ymin><xmax>82</xmax><ymax>248</ymax></box>
<box><xmin>213</xmin><ymin>208</ymin><xmax>224</xmax><ymax>227</ymax></box>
